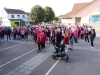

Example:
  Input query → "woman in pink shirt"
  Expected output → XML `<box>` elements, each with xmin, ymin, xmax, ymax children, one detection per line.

<box><xmin>21</xmin><ymin>28</ymin><xmax>25</xmax><ymax>40</ymax></box>
<box><xmin>74</xmin><ymin>29</ymin><xmax>78</xmax><ymax>45</ymax></box>
<box><xmin>80</xmin><ymin>28</ymin><xmax>84</xmax><ymax>39</ymax></box>
<box><xmin>84</xmin><ymin>28</ymin><xmax>89</xmax><ymax>44</ymax></box>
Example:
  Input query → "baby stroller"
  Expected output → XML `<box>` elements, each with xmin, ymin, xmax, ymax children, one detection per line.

<box><xmin>52</xmin><ymin>43</ymin><xmax>69</xmax><ymax>62</ymax></box>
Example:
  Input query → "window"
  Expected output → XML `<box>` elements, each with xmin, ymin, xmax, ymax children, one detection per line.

<box><xmin>17</xmin><ymin>15</ymin><xmax>20</xmax><ymax>18</ymax></box>
<box><xmin>22</xmin><ymin>15</ymin><xmax>25</xmax><ymax>18</ymax></box>
<box><xmin>89</xmin><ymin>15</ymin><xmax>100</xmax><ymax>23</ymax></box>
<box><xmin>11</xmin><ymin>15</ymin><xmax>14</xmax><ymax>18</ymax></box>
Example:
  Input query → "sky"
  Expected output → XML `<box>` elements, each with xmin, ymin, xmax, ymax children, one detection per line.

<box><xmin>0</xmin><ymin>0</ymin><xmax>93</xmax><ymax>16</ymax></box>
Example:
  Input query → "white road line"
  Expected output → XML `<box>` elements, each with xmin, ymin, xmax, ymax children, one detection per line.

<box><xmin>0</xmin><ymin>48</ymin><xmax>37</xmax><ymax>68</ymax></box>
<box><xmin>0</xmin><ymin>43</ymin><xmax>24</xmax><ymax>51</ymax></box>
<box><xmin>45</xmin><ymin>58</ymin><xmax>61</xmax><ymax>75</ymax></box>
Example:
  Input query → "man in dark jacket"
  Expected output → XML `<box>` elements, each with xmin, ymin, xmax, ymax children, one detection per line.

<box><xmin>6</xmin><ymin>27</ymin><xmax>11</xmax><ymax>41</ymax></box>
<box><xmin>55</xmin><ymin>28</ymin><xmax>62</xmax><ymax>53</ymax></box>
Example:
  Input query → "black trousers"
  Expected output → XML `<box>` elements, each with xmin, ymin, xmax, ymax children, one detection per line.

<box><xmin>1</xmin><ymin>34</ymin><xmax>4</xmax><ymax>39</ymax></box>
<box><xmin>41</xmin><ymin>42</ymin><xmax>45</xmax><ymax>49</ymax></box>
<box><xmin>55</xmin><ymin>41</ymin><xmax>61</xmax><ymax>53</ymax></box>
<box><xmin>52</xmin><ymin>39</ymin><xmax>55</xmax><ymax>44</ymax></box>
<box><xmin>81</xmin><ymin>34</ymin><xmax>84</xmax><ymax>39</ymax></box>
<box><xmin>0</xmin><ymin>36</ymin><xmax>2</xmax><ymax>46</ymax></box>
<box><xmin>38</xmin><ymin>42</ymin><xmax>45</xmax><ymax>51</ymax></box>
<box><xmin>85</xmin><ymin>36</ymin><xmax>89</xmax><ymax>43</ymax></box>
<box><xmin>90</xmin><ymin>38</ymin><xmax>94</xmax><ymax>47</ymax></box>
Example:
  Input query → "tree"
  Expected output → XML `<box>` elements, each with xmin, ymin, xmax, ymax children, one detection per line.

<box><xmin>54</xmin><ymin>15</ymin><xmax>62</xmax><ymax>22</ymax></box>
<box><xmin>0</xmin><ymin>17</ymin><xmax>2</xmax><ymax>25</ymax></box>
<box><xmin>54</xmin><ymin>17</ymin><xmax>58</xmax><ymax>22</ymax></box>
<box><xmin>30</xmin><ymin>5</ymin><xmax>45</xmax><ymax>23</ymax></box>
<box><xmin>44</xmin><ymin>6</ymin><xmax>55</xmax><ymax>22</ymax></box>
<box><xmin>57</xmin><ymin>15</ymin><xmax>62</xmax><ymax>22</ymax></box>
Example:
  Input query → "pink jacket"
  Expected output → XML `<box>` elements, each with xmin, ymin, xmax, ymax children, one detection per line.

<box><xmin>0</xmin><ymin>29</ymin><xmax>2</xmax><ymax>33</ymax></box>
<box><xmin>21</xmin><ymin>30</ymin><xmax>25</xmax><ymax>35</ymax></box>
<box><xmin>37</xmin><ymin>32</ymin><xmax>47</xmax><ymax>43</ymax></box>
<box><xmin>34</xmin><ymin>29</ymin><xmax>42</xmax><ymax>36</ymax></box>
<box><xmin>81</xmin><ymin>30</ymin><xmax>84</xmax><ymax>34</ymax></box>
<box><xmin>74</xmin><ymin>30</ymin><xmax>78</xmax><ymax>37</ymax></box>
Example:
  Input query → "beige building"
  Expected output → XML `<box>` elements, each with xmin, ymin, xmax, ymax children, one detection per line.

<box><xmin>61</xmin><ymin>0</ymin><xmax>100</xmax><ymax>25</ymax></box>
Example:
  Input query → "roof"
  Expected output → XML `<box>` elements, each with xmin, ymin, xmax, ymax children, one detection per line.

<box><xmin>26</xmin><ymin>12</ymin><xmax>29</xmax><ymax>16</ymax></box>
<box><xmin>4</xmin><ymin>8</ymin><xmax>26</xmax><ymax>14</ymax></box>
<box><xmin>64</xmin><ymin>1</ymin><xmax>93</xmax><ymax>17</ymax></box>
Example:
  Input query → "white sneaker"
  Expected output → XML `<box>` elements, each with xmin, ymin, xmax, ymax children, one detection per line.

<box><xmin>85</xmin><ymin>42</ymin><xmax>86</xmax><ymax>44</ymax></box>
<box><xmin>88</xmin><ymin>43</ymin><xmax>90</xmax><ymax>44</ymax></box>
<box><xmin>76</xmin><ymin>44</ymin><xmax>78</xmax><ymax>45</ymax></box>
<box><xmin>90</xmin><ymin>47</ymin><xmax>94</xmax><ymax>49</ymax></box>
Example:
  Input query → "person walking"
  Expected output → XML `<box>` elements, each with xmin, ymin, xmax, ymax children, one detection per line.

<box><xmin>6</xmin><ymin>27</ymin><xmax>11</xmax><ymax>41</ymax></box>
<box><xmin>84</xmin><ymin>28</ymin><xmax>89</xmax><ymax>44</ymax></box>
<box><xmin>90</xmin><ymin>29</ymin><xmax>96</xmax><ymax>49</ymax></box>
<box><xmin>69</xmin><ymin>31</ymin><xmax>74</xmax><ymax>51</ymax></box>
<box><xmin>74</xmin><ymin>28</ymin><xmax>78</xmax><ymax>45</ymax></box>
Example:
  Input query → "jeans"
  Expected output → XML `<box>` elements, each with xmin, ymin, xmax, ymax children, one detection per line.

<box><xmin>7</xmin><ymin>35</ymin><xmax>11</xmax><ymax>41</ymax></box>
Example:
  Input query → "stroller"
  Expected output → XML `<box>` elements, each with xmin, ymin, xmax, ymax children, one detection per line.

<box><xmin>52</xmin><ymin>43</ymin><xmax>69</xmax><ymax>62</ymax></box>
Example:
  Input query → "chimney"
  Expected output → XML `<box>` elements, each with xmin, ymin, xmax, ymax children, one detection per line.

<box><xmin>4</xmin><ymin>7</ymin><xmax>6</xmax><ymax>9</ymax></box>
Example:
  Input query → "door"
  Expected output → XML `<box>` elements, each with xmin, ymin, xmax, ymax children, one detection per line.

<box><xmin>75</xmin><ymin>17</ymin><xmax>81</xmax><ymax>25</ymax></box>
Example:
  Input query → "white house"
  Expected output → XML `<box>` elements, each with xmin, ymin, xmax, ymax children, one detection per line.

<box><xmin>1</xmin><ymin>7</ymin><xmax>30</xmax><ymax>27</ymax></box>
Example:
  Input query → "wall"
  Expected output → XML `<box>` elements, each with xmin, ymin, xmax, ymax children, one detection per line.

<box><xmin>8</xmin><ymin>14</ymin><xmax>29</xmax><ymax>22</ymax></box>
<box><xmin>73</xmin><ymin>0</ymin><xmax>100</xmax><ymax>23</ymax></box>
<box><xmin>61</xmin><ymin>19</ymin><xmax>73</xmax><ymax>23</ymax></box>
<box><xmin>1</xmin><ymin>9</ymin><xmax>10</xmax><ymax>26</ymax></box>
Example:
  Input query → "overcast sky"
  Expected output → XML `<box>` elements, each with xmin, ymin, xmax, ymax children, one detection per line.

<box><xmin>0</xmin><ymin>0</ymin><xmax>93</xmax><ymax>16</ymax></box>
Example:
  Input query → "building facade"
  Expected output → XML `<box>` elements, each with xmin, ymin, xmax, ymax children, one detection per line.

<box><xmin>1</xmin><ymin>8</ymin><xmax>30</xmax><ymax>27</ymax></box>
<box><xmin>61</xmin><ymin>0</ymin><xmax>100</xmax><ymax>25</ymax></box>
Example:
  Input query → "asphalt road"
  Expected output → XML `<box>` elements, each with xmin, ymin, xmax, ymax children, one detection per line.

<box><xmin>0</xmin><ymin>37</ymin><xmax>100</xmax><ymax>75</ymax></box>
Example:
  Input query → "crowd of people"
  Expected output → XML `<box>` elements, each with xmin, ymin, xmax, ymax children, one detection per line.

<box><xmin>0</xmin><ymin>24</ymin><xmax>96</xmax><ymax>54</ymax></box>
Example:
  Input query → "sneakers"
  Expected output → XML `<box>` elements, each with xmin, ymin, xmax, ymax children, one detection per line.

<box><xmin>90</xmin><ymin>47</ymin><xmax>94</xmax><ymax>49</ymax></box>
<box><xmin>85</xmin><ymin>42</ymin><xmax>90</xmax><ymax>44</ymax></box>
<box><xmin>42</xmin><ymin>49</ymin><xmax>46</xmax><ymax>52</ymax></box>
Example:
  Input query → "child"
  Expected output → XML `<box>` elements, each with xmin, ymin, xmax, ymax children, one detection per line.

<box><xmin>69</xmin><ymin>33</ymin><xmax>74</xmax><ymax>51</ymax></box>
<box><xmin>63</xmin><ymin>31</ymin><xmax>69</xmax><ymax>54</ymax></box>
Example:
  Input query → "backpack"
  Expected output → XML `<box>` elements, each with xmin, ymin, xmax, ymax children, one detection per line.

<box><xmin>36</xmin><ymin>32</ymin><xmax>46</xmax><ymax>44</ymax></box>
<box><xmin>36</xmin><ymin>35</ymin><xmax>42</xmax><ymax>44</ymax></box>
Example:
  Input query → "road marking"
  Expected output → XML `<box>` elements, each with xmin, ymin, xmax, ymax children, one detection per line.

<box><xmin>6</xmin><ymin>46</ymin><xmax>54</xmax><ymax>75</ymax></box>
<box><xmin>45</xmin><ymin>58</ymin><xmax>61</xmax><ymax>75</ymax></box>
<box><xmin>0</xmin><ymin>43</ymin><xmax>24</xmax><ymax>51</ymax></box>
<box><xmin>0</xmin><ymin>48</ymin><xmax>37</xmax><ymax>68</ymax></box>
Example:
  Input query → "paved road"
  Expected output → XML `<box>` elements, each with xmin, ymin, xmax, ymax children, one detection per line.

<box><xmin>0</xmin><ymin>36</ymin><xmax>100</xmax><ymax>75</ymax></box>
